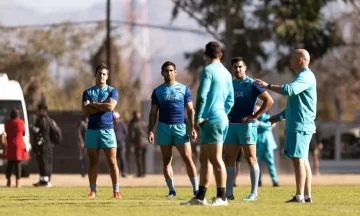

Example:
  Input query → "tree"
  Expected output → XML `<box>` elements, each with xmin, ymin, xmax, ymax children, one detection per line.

<box><xmin>311</xmin><ymin>10</ymin><xmax>360</xmax><ymax>121</ymax></box>
<box><xmin>266</xmin><ymin>0</ymin><xmax>343</xmax><ymax>73</ymax></box>
<box><xmin>0</xmin><ymin>23</ymin><xmax>105</xmax><ymax>110</ymax></box>
<box><xmin>171</xmin><ymin>0</ymin><xmax>269</xmax><ymax>85</ymax></box>
<box><xmin>171</xmin><ymin>0</ymin><xmax>342</xmax><ymax>82</ymax></box>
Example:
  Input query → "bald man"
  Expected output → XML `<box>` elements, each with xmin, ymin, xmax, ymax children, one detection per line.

<box><xmin>255</xmin><ymin>49</ymin><xmax>317</xmax><ymax>203</ymax></box>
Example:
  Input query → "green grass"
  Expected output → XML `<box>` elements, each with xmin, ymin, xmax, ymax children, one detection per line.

<box><xmin>1</xmin><ymin>186</ymin><xmax>360</xmax><ymax>216</ymax></box>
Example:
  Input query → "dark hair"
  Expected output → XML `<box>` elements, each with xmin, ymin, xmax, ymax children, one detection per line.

<box><xmin>37</xmin><ymin>103</ymin><xmax>48</xmax><ymax>111</ymax></box>
<box><xmin>205</xmin><ymin>41</ymin><xmax>222</xmax><ymax>59</ymax></box>
<box><xmin>95</xmin><ymin>63</ymin><xmax>109</xmax><ymax>75</ymax></box>
<box><xmin>161</xmin><ymin>61</ymin><xmax>176</xmax><ymax>72</ymax></box>
<box><xmin>10</xmin><ymin>108</ymin><xmax>20</xmax><ymax>119</ymax></box>
<box><xmin>231</xmin><ymin>57</ymin><xmax>247</xmax><ymax>67</ymax></box>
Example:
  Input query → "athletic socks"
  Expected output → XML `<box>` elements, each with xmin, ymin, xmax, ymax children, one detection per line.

<box><xmin>90</xmin><ymin>183</ymin><xmax>96</xmax><ymax>193</ymax></box>
<box><xmin>165</xmin><ymin>178</ymin><xmax>175</xmax><ymax>192</ymax></box>
<box><xmin>195</xmin><ymin>186</ymin><xmax>207</xmax><ymax>200</ymax></box>
<box><xmin>217</xmin><ymin>187</ymin><xmax>226</xmax><ymax>201</ymax></box>
<box><xmin>113</xmin><ymin>184</ymin><xmax>119</xmax><ymax>193</ymax></box>
<box><xmin>249</xmin><ymin>163</ymin><xmax>260</xmax><ymax>196</ymax></box>
<box><xmin>226</xmin><ymin>167</ymin><xmax>236</xmax><ymax>197</ymax></box>
<box><xmin>189</xmin><ymin>177</ymin><xmax>199</xmax><ymax>193</ymax></box>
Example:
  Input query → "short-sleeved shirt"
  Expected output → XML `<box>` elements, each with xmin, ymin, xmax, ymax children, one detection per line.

<box><xmin>279</xmin><ymin>68</ymin><xmax>317</xmax><ymax>133</ymax></box>
<box><xmin>151</xmin><ymin>82</ymin><xmax>192</xmax><ymax>124</ymax></box>
<box><xmin>228</xmin><ymin>77</ymin><xmax>265</xmax><ymax>123</ymax></box>
<box><xmin>82</xmin><ymin>85</ymin><xmax>118</xmax><ymax>130</ymax></box>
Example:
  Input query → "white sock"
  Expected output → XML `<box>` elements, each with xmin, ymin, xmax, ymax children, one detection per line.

<box><xmin>304</xmin><ymin>195</ymin><xmax>311</xmax><ymax>200</ymax></box>
<box><xmin>296</xmin><ymin>195</ymin><xmax>304</xmax><ymax>201</ymax></box>
<box><xmin>43</xmin><ymin>176</ymin><xmax>49</xmax><ymax>182</ymax></box>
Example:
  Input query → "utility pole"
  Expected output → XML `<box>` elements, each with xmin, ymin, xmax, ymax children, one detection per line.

<box><xmin>106</xmin><ymin>0</ymin><xmax>111</xmax><ymax>85</ymax></box>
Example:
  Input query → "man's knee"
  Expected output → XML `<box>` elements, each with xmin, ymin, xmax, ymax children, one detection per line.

<box><xmin>291</xmin><ymin>158</ymin><xmax>302</xmax><ymax>167</ymax></box>
<box><xmin>181</xmin><ymin>151</ymin><xmax>193</xmax><ymax>164</ymax></box>
<box><xmin>88</xmin><ymin>153</ymin><xmax>99</xmax><ymax>166</ymax></box>
<box><xmin>107</xmin><ymin>157</ymin><xmax>118</xmax><ymax>169</ymax></box>
<box><xmin>245</xmin><ymin>155</ymin><xmax>257</xmax><ymax>166</ymax></box>
<box><xmin>162</xmin><ymin>155</ymin><xmax>172</xmax><ymax>166</ymax></box>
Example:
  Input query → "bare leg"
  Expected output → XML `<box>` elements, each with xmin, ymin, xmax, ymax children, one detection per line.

<box><xmin>103</xmin><ymin>148</ymin><xmax>120</xmax><ymax>192</ymax></box>
<box><xmin>223</xmin><ymin>144</ymin><xmax>242</xmax><ymax>197</ymax></box>
<box><xmin>304</xmin><ymin>158</ymin><xmax>312</xmax><ymax>199</ymax></box>
<box><xmin>160</xmin><ymin>145</ymin><xmax>175</xmax><ymax>195</ymax></box>
<box><xmin>242</xmin><ymin>144</ymin><xmax>259</xmax><ymax>198</ymax></box>
<box><xmin>87</xmin><ymin>149</ymin><xmax>100</xmax><ymax>193</ymax></box>
<box><xmin>176</xmin><ymin>143</ymin><xmax>198</xmax><ymax>194</ymax></box>
<box><xmin>292</xmin><ymin>158</ymin><xmax>306</xmax><ymax>200</ymax></box>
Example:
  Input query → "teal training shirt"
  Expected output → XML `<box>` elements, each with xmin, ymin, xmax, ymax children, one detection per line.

<box><xmin>195</xmin><ymin>62</ymin><xmax>234</xmax><ymax>123</ymax></box>
<box><xmin>277</xmin><ymin>68</ymin><xmax>317</xmax><ymax>133</ymax></box>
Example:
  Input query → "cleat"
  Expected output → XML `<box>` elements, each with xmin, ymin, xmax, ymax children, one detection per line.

<box><xmin>180</xmin><ymin>197</ymin><xmax>207</xmax><ymax>205</ymax></box>
<box><xmin>88</xmin><ymin>192</ymin><xmax>96</xmax><ymax>198</ymax></box>
<box><xmin>305</xmin><ymin>197</ymin><xmax>312</xmax><ymax>203</ymax></box>
<box><xmin>285</xmin><ymin>196</ymin><xmax>305</xmax><ymax>203</ymax></box>
<box><xmin>243</xmin><ymin>193</ymin><xmax>258</xmax><ymax>201</ymax></box>
<box><xmin>227</xmin><ymin>195</ymin><xmax>235</xmax><ymax>200</ymax></box>
<box><xmin>113</xmin><ymin>192</ymin><xmax>121</xmax><ymax>198</ymax></box>
<box><xmin>33</xmin><ymin>181</ymin><xmax>52</xmax><ymax>188</ymax></box>
<box><xmin>273</xmin><ymin>182</ymin><xmax>279</xmax><ymax>187</ymax></box>
<box><xmin>166</xmin><ymin>191</ymin><xmax>176</xmax><ymax>198</ymax></box>
<box><xmin>258</xmin><ymin>181</ymin><xmax>262</xmax><ymax>187</ymax></box>
<box><xmin>208</xmin><ymin>197</ymin><xmax>228</xmax><ymax>206</ymax></box>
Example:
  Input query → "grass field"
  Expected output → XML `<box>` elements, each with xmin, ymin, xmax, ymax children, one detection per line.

<box><xmin>1</xmin><ymin>185</ymin><xmax>360</xmax><ymax>216</ymax></box>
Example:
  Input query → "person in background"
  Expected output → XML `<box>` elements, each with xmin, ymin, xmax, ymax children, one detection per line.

<box><xmin>129</xmin><ymin>111</ymin><xmax>148</xmax><ymax>177</ymax></box>
<box><xmin>255</xmin><ymin>105</ymin><xmax>279</xmax><ymax>187</ymax></box>
<box><xmin>76</xmin><ymin>116</ymin><xmax>88</xmax><ymax>177</ymax></box>
<box><xmin>113</xmin><ymin>111</ymin><xmax>128</xmax><ymax>178</ymax></box>
<box><xmin>3</xmin><ymin>108</ymin><xmax>29</xmax><ymax>188</ymax></box>
<box><xmin>32</xmin><ymin>103</ymin><xmax>53</xmax><ymax>188</ymax></box>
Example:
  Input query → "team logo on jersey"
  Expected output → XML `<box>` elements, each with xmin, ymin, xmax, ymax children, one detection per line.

<box><xmin>235</xmin><ymin>91</ymin><xmax>244</xmax><ymax>97</ymax></box>
<box><xmin>164</xmin><ymin>94</ymin><xmax>180</xmax><ymax>100</ymax></box>
<box><xmin>245</xmin><ymin>137</ymin><xmax>250</xmax><ymax>141</ymax></box>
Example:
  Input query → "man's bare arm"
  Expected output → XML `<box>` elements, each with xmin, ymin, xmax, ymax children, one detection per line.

<box><xmin>90</xmin><ymin>98</ymin><xmax>117</xmax><ymax>112</ymax></box>
<box><xmin>82</xmin><ymin>101</ymin><xmax>99</xmax><ymax>116</ymax></box>
<box><xmin>185</xmin><ymin>102</ymin><xmax>195</xmax><ymax>130</ymax></box>
<box><xmin>148</xmin><ymin>104</ymin><xmax>158</xmax><ymax>133</ymax></box>
<box><xmin>254</xmin><ymin>91</ymin><xmax>274</xmax><ymax>118</ymax></box>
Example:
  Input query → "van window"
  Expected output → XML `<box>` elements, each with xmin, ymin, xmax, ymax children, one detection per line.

<box><xmin>0</xmin><ymin>100</ymin><xmax>25</xmax><ymax>123</ymax></box>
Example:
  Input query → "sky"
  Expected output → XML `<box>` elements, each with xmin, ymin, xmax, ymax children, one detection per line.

<box><xmin>15</xmin><ymin>0</ymin><xmax>103</xmax><ymax>13</ymax></box>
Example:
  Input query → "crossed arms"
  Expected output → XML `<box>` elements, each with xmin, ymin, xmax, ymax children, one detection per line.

<box><xmin>81</xmin><ymin>98</ymin><xmax>117</xmax><ymax>117</ymax></box>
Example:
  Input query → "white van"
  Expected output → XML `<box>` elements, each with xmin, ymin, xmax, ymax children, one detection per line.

<box><xmin>0</xmin><ymin>73</ymin><xmax>31</xmax><ymax>164</ymax></box>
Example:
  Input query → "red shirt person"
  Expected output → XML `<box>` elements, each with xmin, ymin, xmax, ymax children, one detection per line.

<box><xmin>3</xmin><ymin>108</ymin><xmax>28</xmax><ymax>187</ymax></box>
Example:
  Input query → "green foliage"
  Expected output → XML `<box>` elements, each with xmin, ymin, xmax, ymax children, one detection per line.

<box><xmin>172</xmin><ymin>0</ymin><xmax>269</xmax><ymax>78</ymax></box>
<box><xmin>171</xmin><ymin>0</ymin><xmax>343</xmax><ymax>80</ymax></box>
<box><xmin>0</xmin><ymin>23</ymin><xmax>105</xmax><ymax>111</ymax></box>
<box><xmin>270</xmin><ymin>0</ymin><xmax>343</xmax><ymax>72</ymax></box>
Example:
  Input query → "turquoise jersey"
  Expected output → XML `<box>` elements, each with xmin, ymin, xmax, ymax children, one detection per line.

<box><xmin>277</xmin><ymin>68</ymin><xmax>317</xmax><ymax>133</ymax></box>
<box><xmin>195</xmin><ymin>62</ymin><xmax>234</xmax><ymax>123</ymax></box>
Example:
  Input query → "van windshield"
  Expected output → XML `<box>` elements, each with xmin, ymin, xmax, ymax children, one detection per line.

<box><xmin>0</xmin><ymin>100</ymin><xmax>25</xmax><ymax>124</ymax></box>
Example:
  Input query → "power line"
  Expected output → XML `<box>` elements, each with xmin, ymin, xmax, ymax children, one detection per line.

<box><xmin>0</xmin><ymin>20</ymin><xmax>208</xmax><ymax>35</ymax></box>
